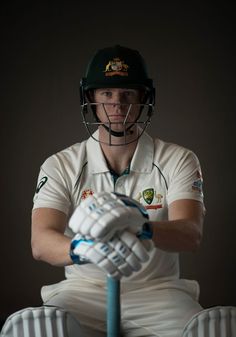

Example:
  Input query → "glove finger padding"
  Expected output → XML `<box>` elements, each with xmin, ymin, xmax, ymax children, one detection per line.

<box><xmin>71</xmin><ymin>231</ymin><xmax>152</xmax><ymax>280</ymax></box>
<box><xmin>114</xmin><ymin>231</ymin><xmax>149</xmax><ymax>263</ymax></box>
<box><xmin>69</xmin><ymin>192</ymin><xmax>149</xmax><ymax>241</ymax></box>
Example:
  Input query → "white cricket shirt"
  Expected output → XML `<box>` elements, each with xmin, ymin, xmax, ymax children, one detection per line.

<box><xmin>33</xmin><ymin>131</ymin><xmax>204</xmax><ymax>285</ymax></box>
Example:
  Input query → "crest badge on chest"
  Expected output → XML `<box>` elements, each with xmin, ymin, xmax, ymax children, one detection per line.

<box><xmin>136</xmin><ymin>188</ymin><xmax>163</xmax><ymax>210</ymax></box>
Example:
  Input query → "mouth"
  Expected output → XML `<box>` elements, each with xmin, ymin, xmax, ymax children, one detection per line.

<box><xmin>107</xmin><ymin>114</ymin><xmax>127</xmax><ymax>121</ymax></box>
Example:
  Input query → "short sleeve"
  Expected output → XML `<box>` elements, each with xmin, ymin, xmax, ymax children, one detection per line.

<box><xmin>33</xmin><ymin>156</ymin><xmax>71</xmax><ymax>215</ymax></box>
<box><xmin>166</xmin><ymin>150</ymin><xmax>204</xmax><ymax>206</ymax></box>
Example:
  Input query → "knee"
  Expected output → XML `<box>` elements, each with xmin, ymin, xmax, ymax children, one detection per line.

<box><xmin>182</xmin><ymin>306</ymin><xmax>236</xmax><ymax>337</ymax></box>
<box><xmin>0</xmin><ymin>306</ymin><xmax>83</xmax><ymax>337</ymax></box>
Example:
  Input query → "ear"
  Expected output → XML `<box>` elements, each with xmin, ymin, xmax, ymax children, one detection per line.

<box><xmin>86</xmin><ymin>89</ymin><xmax>95</xmax><ymax>102</ymax></box>
<box><xmin>140</xmin><ymin>90</ymin><xmax>147</xmax><ymax>104</ymax></box>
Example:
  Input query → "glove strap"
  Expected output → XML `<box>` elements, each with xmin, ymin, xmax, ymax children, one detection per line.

<box><xmin>69</xmin><ymin>235</ymin><xmax>93</xmax><ymax>264</ymax></box>
<box><xmin>137</xmin><ymin>222</ymin><xmax>153</xmax><ymax>240</ymax></box>
<box><xmin>69</xmin><ymin>239</ymin><xmax>81</xmax><ymax>264</ymax></box>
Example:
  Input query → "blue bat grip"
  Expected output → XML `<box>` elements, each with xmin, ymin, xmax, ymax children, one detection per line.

<box><xmin>107</xmin><ymin>276</ymin><xmax>121</xmax><ymax>337</ymax></box>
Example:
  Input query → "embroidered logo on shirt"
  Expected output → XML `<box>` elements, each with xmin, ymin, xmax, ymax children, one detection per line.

<box><xmin>81</xmin><ymin>189</ymin><xmax>94</xmax><ymax>200</ymax></box>
<box><xmin>192</xmin><ymin>170</ymin><xmax>203</xmax><ymax>193</ymax></box>
<box><xmin>143</xmin><ymin>188</ymin><xmax>154</xmax><ymax>204</ymax></box>
<box><xmin>136</xmin><ymin>188</ymin><xmax>163</xmax><ymax>210</ymax></box>
<box><xmin>36</xmin><ymin>176</ymin><xmax>48</xmax><ymax>193</ymax></box>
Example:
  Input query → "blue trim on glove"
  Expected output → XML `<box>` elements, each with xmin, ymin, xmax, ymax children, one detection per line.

<box><xmin>137</xmin><ymin>222</ymin><xmax>153</xmax><ymax>240</ymax></box>
<box><xmin>113</xmin><ymin>192</ymin><xmax>149</xmax><ymax>219</ymax></box>
<box><xmin>70</xmin><ymin>237</ymin><xmax>93</xmax><ymax>264</ymax></box>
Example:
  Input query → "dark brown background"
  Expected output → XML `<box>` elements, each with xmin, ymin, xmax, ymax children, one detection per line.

<box><xmin>1</xmin><ymin>1</ymin><xmax>235</xmax><ymax>324</ymax></box>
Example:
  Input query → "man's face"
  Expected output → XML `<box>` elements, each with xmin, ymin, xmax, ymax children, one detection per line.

<box><xmin>93</xmin><ymin>88</ymin><xmax>142</xmax><ymax>133</ymax></box>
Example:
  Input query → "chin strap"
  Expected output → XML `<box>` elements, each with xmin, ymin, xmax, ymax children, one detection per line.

<box><xmin>102</xmin><ymin>123</ymin><xmax>134</xmax><ymax>137</ymax></box>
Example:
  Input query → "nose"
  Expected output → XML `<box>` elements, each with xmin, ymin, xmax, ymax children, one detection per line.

<box><xmin>111</xmin><ymin>92</ymin><xmax>128</xmax><ymax>106</ymax></box>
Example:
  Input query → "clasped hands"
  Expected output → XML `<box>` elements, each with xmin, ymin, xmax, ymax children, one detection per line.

<box><xmin>69</xmin><ymin>192</ymin><xmax>153</xmax><ymax>279</ymax></box>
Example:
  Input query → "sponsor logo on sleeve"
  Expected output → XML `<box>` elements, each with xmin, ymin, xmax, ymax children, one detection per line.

<box><xmin>36</xmin><ymin>176</ymin><xmax>48</xmax><ymax>193</ymax></box>
<box><xmin>192</xmin><ymin>170</ymin><xmax>203</xmax><ymax>193</ymax></box>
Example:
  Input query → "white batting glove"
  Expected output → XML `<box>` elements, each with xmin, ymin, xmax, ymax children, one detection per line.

<box><xmin>70</xmin><ymin>230</ymin><xmax>153</xmax><ymax>279</ymax></box>
<box><xmin>69</xmin><ymin>192</ymin><xmax>149</xmax><ymax>241</ymax></box>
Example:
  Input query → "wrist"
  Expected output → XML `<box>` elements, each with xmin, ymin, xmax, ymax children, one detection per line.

<box><xmin>69</xmin><ymin>234</ymin><xmax>92</xmax><ymax>265</ymax></box>
<box><xmin>69</xmin><ymin>239</ymin><xmax>81</xmax><ymax>264</ymax></box>
<box><xmin>138</xmin><ymin>222</ymin><xmax>153</xmax><ymax>240</ymax></box>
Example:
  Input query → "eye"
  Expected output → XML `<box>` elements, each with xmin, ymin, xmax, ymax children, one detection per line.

<box><xmin>101</xmin><ymin>91</ymin><xmax>112</xmax><ymax>97</ymax></box>
<box><xmin>124</xmin><ymin>90</ymin><xmax>133</xmax><ymax>96</ymax></box>
<box><xmin>123</xmin><ymin>90</ymin><xmax>140</xmax><ymax>101</ymax></box>
<box><xmin>125</xmin><ymin>90</ymin><xmax>139</xmax><ymax>97</ymax></box>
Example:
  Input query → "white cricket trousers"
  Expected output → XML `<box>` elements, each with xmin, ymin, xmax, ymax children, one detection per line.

<box><xmin>42</xmin><ymin>278</ymin><xmax>202</xmax><ymax>337</ymax></box>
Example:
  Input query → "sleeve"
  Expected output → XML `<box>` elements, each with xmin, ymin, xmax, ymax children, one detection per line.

<box><xmin>33</xmin><ymin>155</ymin><xmax>71</xmax><ymax>215</ymax></box>
<box><xmin>166</xmin><ymin>150</ymin><xmax>205</xmax><ymax>206</ymax></box>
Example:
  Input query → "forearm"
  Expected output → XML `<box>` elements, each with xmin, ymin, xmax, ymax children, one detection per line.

<box><xmin>31</xmin><ymin>228</ymin><xmax>72</xmax><ymax>267</ymax></box>
<box><xmin>31</xmin><ymin>208</ymin><xmax>73</xmax><ymax>267</ymax></box>
<box><xmin>151</xmin><ymin>219</ymin><xmax>202</xmax><ymax>253</ymax></box>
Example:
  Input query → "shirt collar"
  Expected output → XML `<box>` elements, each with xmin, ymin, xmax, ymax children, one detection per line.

<box><xmin>130</xmin><ymin>131</ymin><xmax>154</xmax><ymax>173</ymax></box>
<box><xmin>86</xmin><ymin>130</ymin><xmax>109</xmax><ymax>174</ymax></box>
<box><xmin>86</xmin><ymin>130</ymin><xmax>154</xmax><ymax>174</ymax></box>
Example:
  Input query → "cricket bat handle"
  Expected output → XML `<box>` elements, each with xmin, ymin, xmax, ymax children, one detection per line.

<box><xmin>107</xmin><ymin>276</ymin><xmax>121</xmax><ymax>337</ymax></box>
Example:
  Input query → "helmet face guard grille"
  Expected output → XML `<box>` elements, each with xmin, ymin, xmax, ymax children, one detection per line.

<box><xmin>81</xmin><ymin>102</ymin><xmax>154</xmax><ymax>146</ymax></box>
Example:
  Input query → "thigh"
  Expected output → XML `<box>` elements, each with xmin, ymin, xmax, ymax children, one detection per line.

<box><xmin>44</xmin><ymin>288</ymin><xmax>107</xmax><ymax>337</ymax></box>
<box><xmin>121</xmin><ymin>288</ymin><xmax>202</xmax><ymax>337</ymax></box>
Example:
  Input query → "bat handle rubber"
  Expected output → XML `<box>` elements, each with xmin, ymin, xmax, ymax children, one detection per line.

<box><xmin>107</xmin><ymin>276</ymin><xmax>121</xmax><ymax>337</ymax></box>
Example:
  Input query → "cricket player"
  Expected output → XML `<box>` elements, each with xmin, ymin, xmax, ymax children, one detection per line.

<box><xmin>1</xmin><ymin>45</ymin><xmax>206</xmax><ymax>337</ymax></box>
